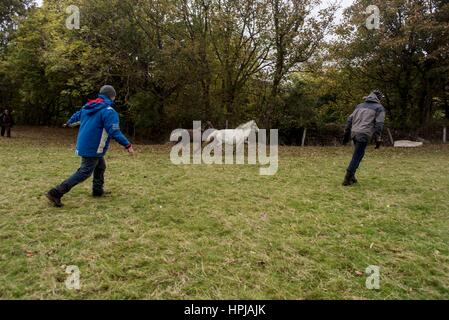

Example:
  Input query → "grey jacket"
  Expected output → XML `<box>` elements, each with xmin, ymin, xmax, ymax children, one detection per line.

<box><xmin>346</xmin><ymin>92</ymin><xmax>385</xmax><ymax>140</ymax></box>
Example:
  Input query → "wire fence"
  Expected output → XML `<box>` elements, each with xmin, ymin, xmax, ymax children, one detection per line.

<box><xmin>279</xmin><ymin>123</ymin><xmax>449</xmax><ymax>147</ymax></box>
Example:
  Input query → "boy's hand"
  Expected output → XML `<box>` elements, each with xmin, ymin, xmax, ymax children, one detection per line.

<box><xmin>126</xmin><ymin>145</ymin><xmax>135</xmax><ymax>155</ymax></box>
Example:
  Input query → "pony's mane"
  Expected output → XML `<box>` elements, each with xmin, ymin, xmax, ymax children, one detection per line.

<box><xmin>237</xmin><ymin>120</ymin><xmax>255</xmax><ymax>129</ymax></box>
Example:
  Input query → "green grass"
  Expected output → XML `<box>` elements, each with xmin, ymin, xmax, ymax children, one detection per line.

<box><xmin>0</xmin><ymin>126</ymin><xmax>448</xmax><ymax>299</ymax></box>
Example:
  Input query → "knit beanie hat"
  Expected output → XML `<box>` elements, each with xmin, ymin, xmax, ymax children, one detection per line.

<box><xmin>99</xmin><ymin>85</ymin><xmax>117</xmax><ymax>99</ymax></box>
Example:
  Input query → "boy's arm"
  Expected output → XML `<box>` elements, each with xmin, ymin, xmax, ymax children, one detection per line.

<box><xmin>103</xmin><ymin>109</ymin><xmax>132</xmax><ymax>150</ymax></box>
<box><xmin>66</xmin><ymin>111</ymin><xmax>82</xmax><ymax>127</ymax></box>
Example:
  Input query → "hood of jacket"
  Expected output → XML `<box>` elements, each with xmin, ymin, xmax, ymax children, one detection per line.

<box><xmin>83</xmin><ymin>95</ymin><xmax>114</xmax><ymax>115</ymax></box>
<box><xmin>364</xmin><ymin>92</ymin><xmax>381</xmax><ymax>104</ymax></box>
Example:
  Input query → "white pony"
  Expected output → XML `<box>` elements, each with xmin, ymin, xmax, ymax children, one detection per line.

<box><xmin>206</xmin><ymin>120</ymin><xmax>259</xmax><ymax>146</ymax></box>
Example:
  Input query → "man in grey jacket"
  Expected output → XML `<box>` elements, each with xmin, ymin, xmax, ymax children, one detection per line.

<box><xmin>342</xmin><ymin>90</ymin><xmax>385</xmax><ymax>186</ymax></box>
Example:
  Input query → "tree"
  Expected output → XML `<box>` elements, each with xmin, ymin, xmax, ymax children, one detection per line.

<box><xmin>334</xmin><ymin>0</ymin><xmax>449</xmax><ymax>128</ymax></box>
<box><xmin>0</xmin><ymin>0</ymin><xmax>32</xmax><ymax>51</ymax></box>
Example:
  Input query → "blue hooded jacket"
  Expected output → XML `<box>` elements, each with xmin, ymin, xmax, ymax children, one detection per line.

<box><xmin>67</xmin><ymin>95</ymin><xmax>131</xmax><ymax>158</ymax></box>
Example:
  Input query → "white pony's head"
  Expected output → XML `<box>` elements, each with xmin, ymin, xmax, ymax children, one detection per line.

<box><xmin>237</xmin><ymin>120</ymin><xmax>259</xmax><ymax>132</ymax></box>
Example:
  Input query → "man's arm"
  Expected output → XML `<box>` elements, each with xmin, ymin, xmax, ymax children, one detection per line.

<box><xmin>103</xmin><ymin>109</ymin><xmax>133</xmax><ymax>151</ymax></box>
<box><xmin>374</xmin><ymin>106</ymin><xmax>386</xmax><ymax>149</ymax></box>
<box><xmin>342</xmin><ymin>113</ymin><xmax>354</xmax><ymax>145</ymax></box>
<box><xmin>374</xmin><ymin>106</ymin><xmax>385</xmax><ymax>136</ymax></box>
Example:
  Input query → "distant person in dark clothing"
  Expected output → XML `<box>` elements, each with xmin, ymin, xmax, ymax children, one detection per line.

<box><xmin>0</xmin><ymin>109</ymin><xmax>14</xmax><ymax>138</ymax></box>
<box><xmin>342</xmin><ymin>90</ymin><xmax>386</xmax><ymax>186</ymax></box>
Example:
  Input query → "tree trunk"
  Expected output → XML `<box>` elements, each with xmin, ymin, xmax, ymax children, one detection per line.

<box><xmin>444</xmin><ymin>98</ymin><xmax>449</xmax><ymax>120</ymax></box>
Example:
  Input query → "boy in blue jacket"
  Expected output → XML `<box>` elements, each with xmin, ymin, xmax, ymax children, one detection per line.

<box><xmin>46</xmin><ymin>85</ymin><xmax>134</xmax><ymax>207</ymax></box>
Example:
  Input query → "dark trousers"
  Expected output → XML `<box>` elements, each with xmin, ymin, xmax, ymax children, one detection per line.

<box><xmin>55</xmin><ymin>157</ymin><xmax>106</xmax><ymax>196</ymax></box>
<box><xmin>1</xmin><ymin>126</ymin><xmax>11</xmax><ymax>138</ymax></box>
<box><xmin>347</xmin><ymin>138</ymin><xmax>368</xmax><ymax>174</ymax></box>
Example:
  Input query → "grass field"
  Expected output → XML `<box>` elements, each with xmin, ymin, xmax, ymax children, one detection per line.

<box><xmin>0</xmin><ymin>126</ymin><xmax>448</xmax><ymax>300</ymax></box>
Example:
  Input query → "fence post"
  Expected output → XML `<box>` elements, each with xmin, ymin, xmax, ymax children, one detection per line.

<box><xmin>301</xmin><ymin>128</ymin><xmax>307</xmax><ymax>147</ymax></box>
<box><xmin>443</xmin><ymin>127</ymin><xmax>447</xmax><ymax>143</ymax></box>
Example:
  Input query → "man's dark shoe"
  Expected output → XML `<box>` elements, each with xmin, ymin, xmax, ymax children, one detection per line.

<box><xmin>92</xmin><ymin>189</ymin><xmax>104</xmax><ymax>197</ymax></box>
<box><xmin>46</xmin><ymin>189</ymin><xmax>63</xmax><ymax>207</ymax></box>
<box><xmin>343</xmin><ymin>171</ymin><xmax>355</xmax><ymax>186</ymax></box>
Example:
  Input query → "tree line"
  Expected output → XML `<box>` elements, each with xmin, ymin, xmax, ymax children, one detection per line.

<box><xmin>0</xmin><ymin>0</ymin><xmax>448</xmax><ymax>142</ymax></box>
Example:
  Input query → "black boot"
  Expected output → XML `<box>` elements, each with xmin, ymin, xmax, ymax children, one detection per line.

<box><xmin>46</xmin><ymin>189</ymin><xmax>63</xmax><ymax>207</ymax></box>
<box><xmin>92</xmin><ymin>189</ymin><xmax>104</xmax><ymax>197</ymax></box>
<box><xmin>342</xmin><ymin>171</ymin><xmax>355</xmax><ymax>186</ymax></box>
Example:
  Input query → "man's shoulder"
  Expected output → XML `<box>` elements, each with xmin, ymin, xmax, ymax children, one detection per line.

<box><xmin>372</xmin><ymin>103</ymin><xmax>385</xmax><ymax>113</ymax></box>
<box><xmin>358</xmin><ymin>102</ymin><xmax>384</xmax><ymax>111</ymax></box>
<box><xmin>354</xmin><ymin>103</ymin><xmax>366</xmax><ymax>111</ymax></box>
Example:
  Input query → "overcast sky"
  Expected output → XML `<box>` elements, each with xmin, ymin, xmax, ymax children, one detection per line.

<box><xmin>335</xmin><ymin>0</ymin><xmax>355</xmax><ymax>22</ymax></box>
